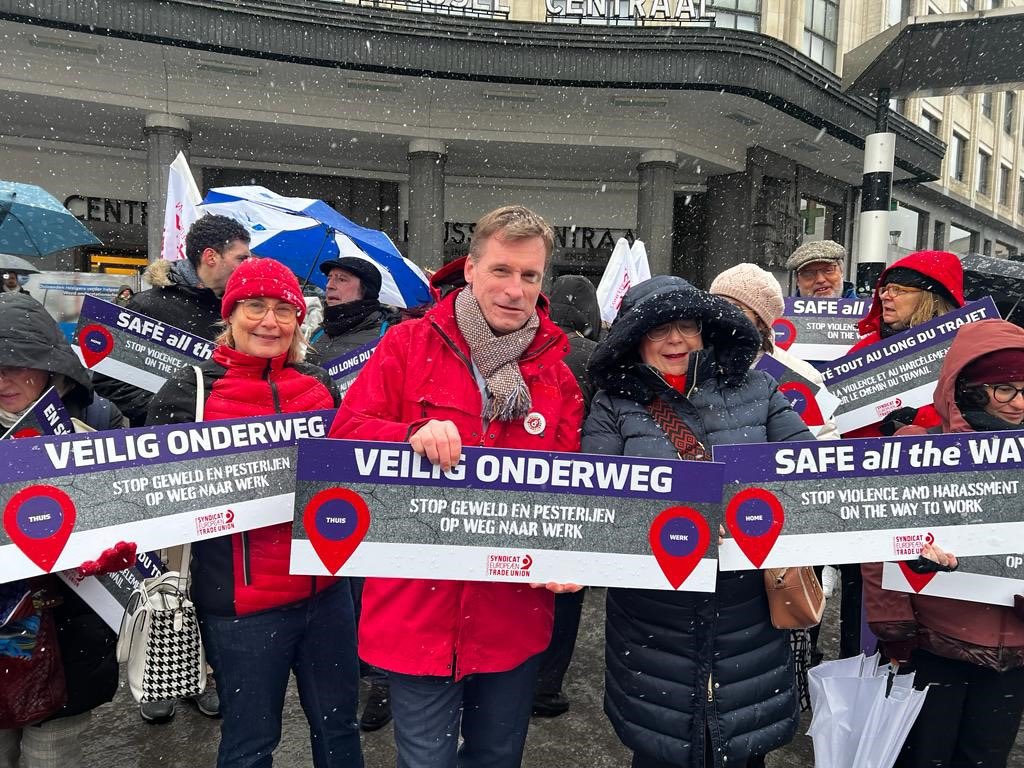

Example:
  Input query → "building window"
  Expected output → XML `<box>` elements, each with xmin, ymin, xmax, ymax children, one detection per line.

<box><xmin>951</xmin><ymin>132</ymin><xmax>967</xmax><ymax>182</ymax></box>
<box><xmin>1005</xmin><ymin>92</ymin><xmax>1016</xmax><ymax>134</ymax></box>
<box><xmin>981</xmin><ymin>92</ymin><xmax>993</xmax><ymax>119</ymax></box>
<box><xmin>1000</xmin><ymin>165</ymin><xmax>1012</xmax><ymax>206</ymax></box>
<box><xmin>958</xmin><ymin>0</ymin><xmax>975</xmax><ymax>9</ymax></box>
<box><xmin>920</xmin><ymin>110</ymin><xmax>941</xmax><ymax>136</ymax></box>
<box><xmin>991</xmin><ymin>0</ymin><xmax>1003</xmax><ymax>7</ymax></box>
<box><xmin>1019</xmin><ymin>177</ymin><xmax>1024</xmax><ymax>216</ymax></box>
<box><xmin>950</xmin><ymin>222</ymin><xmax>976</xmax><ymax>256</ymax></box>
<box><xmin>977</xmin><ymin>149</ymin><xmax>991</xmax><ymax>195</ymax></box>
<box><xmin>713</xmin><ymin>0</ymin><xmax>761</xmax><ymax>30</ymax></box>
<box><xmin>886</xmin><ymin>0</ymin><xmax>911</xmax><ymax>26</ymax></box>
<box><xmin>803</xmin><ymin>0</ymin><xmax>839</xmax><ymax>71</ymax></box>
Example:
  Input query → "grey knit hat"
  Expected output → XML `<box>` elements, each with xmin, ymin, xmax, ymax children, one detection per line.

<box><xmin>785</xmin><ymin>240</ymin><xmax>847</xmax><ymax>272</ymax></box>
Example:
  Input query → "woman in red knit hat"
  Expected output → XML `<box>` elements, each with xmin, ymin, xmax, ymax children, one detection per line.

<box><xmin>147</xmin><ymin>258</ymin><xmax>362</xmax><ymax>768</ymax></box>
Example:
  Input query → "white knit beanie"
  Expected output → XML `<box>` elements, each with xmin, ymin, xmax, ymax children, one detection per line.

<box><xmin>709</xmin><ymin>263</ymin><xmax>785</xmax><ymax>330</ymax></box>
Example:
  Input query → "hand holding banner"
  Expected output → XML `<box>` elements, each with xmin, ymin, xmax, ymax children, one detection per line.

<box><xmin>290</xmin><ymin>440</ymin><xmax>725</xmax><ymax>591</ymax></box>
<box><xmin>714</xmin><ymin>430</ymin><xmax>1024</xmax><ymax>570</ymax></box>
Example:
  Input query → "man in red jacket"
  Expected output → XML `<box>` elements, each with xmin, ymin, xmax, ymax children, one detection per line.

<box><xmin>330</xmin><ymin>205</ymin><xmax>584</xmax><ymax>768</ymax></box>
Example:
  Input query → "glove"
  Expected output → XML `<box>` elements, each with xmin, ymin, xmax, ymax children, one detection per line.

<box><xmin>76</xmin><ymin>541</ymin><xmax>137</xmax><ymax>578</ymax></box>
<box><xmin>879</xmin><ymin>407</ymin><xmax>919</xmax><ymax>436</ymax></box>
<box><xmin>880</xmin><ymin>639</ymin><xmax>916</xmax><ymax>665</ymax></box>
<box><xmin>1014</xmin><ymin>594</ymin><xmax>1024</xmax><ymax>622</ymax></box>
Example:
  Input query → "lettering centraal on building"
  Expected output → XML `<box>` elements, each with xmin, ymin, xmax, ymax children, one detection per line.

<box><xmin>544</xmin><ymin>0</ymin><xmax>714</xmax><ymax>21</ymax></box>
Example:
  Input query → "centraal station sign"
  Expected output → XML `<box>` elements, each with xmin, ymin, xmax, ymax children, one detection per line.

<box><xmin>545</xmin><ymin>0</ymin><xmax>715</xmax><ymax>21</ymax></box>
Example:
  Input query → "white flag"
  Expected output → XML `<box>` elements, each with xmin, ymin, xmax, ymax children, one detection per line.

<box><xmin>596</xmin><ymin>238</ymin><xmax>652</xmax><ymax>324</ymax></box>
<box><xmin>630</xmin><ymin>239</ymin><xmax>652</xmax><ymax>283</ymax></box>
<box><xmin>160</xmin><ymin>152</ymin><xmax>202</xmax><ymax>261</ymax></box>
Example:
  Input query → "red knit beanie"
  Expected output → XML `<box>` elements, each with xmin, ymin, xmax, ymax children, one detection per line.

<box><xmin>962</xmin><ymin>348</ymin><xmax>1024</xmax><ymax>385</ymax></box>
<box><xmin>221</xmin><ymin>258</ymin><xmax>306</xmax><ymax>323</ymax></box>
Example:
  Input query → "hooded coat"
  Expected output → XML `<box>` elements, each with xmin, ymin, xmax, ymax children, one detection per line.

<box><xmin>863</xmin><ymin>319</ymin><xmax>1024</xmax><ymax>672</ymax></box>
<box><xmin>845</xmin><ymin>251</ymin><xmax>965</xmax><ymax>438</ymax></box>
<box><xmin>309</xmin><ymin>301</ymin><xmax>400</xmax><ymax>363</ymax></box>
<box><xmin>548</xmin><ymin>275</ymin><xmax>601</xmax><ymax>407</ymax></box>
<box><xmin>94</xmin><ymin>259</ymin><xmax>226</xmax><ymax>426</ymax></box>
<box><xmin>0</xmin><ymin>292</ymin><xmax>123</xmax><ymax>723</ymax></box>
<box><xmin>583</xmin><ymin>276</ymin><xmax>812</xmax><ymax>768</ymax></box>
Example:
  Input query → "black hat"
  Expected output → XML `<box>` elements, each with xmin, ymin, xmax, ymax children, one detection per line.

<box><xmin>881</xmin><ymin>266</ymin><xmax>961</xmax><ymax>309</ymax></box>
<box><xmin>319</xmin><ymin>257</ymin><xmax>383</xmax><ymax>301</ymax></box>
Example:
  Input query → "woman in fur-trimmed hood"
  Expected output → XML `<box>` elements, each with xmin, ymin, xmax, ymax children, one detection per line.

<box><xmin>584</xmin><ymin>275</ymin><xmax>812</xmax><ymax>768</ymax></box>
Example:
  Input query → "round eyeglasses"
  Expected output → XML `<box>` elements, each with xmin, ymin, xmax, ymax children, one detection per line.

<box><xmin>238</xmin><ymin>299</ymin><xmax>299</xmax><ymax>324</ymax></box>
<box><xmin>878</xmin><ymin>284</ymin><xmax>923</xmax><ymax>299</ymax></box>
<box><xmin>984</xmin><ymin>383</ymin><xmax>1024</xmax><ymax>403</ymax></box>
<box><xmin>645</xmin><ymin>320</ymin><xmax>702</xmax><ymax>341</ymax></box>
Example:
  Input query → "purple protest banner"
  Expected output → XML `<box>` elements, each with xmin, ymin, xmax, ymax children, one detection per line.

<box><xmin>290</xmin><ymin>439</ymin><xmax>724</xmax><ymax>591</ymax></box>
<box><xmin>771</xmin><ymin>297</ymin><xmax>868</xmax><ymax>362</ymax></box>
<box><xmin>1</xmin><ymin>387</ymin><xmax>74</xmax><ymax>440</ymax></box>
<box><xmin>0</xmin><ymin>410</ymin><xmax>333</xmax><ymax>584</ymax></box>
<box><xmin>755</xmin><ymin>355</ymin><xmax>839</xmax><ymax>437</ymax></box>
<box><xmin>713</xmin><ymin>430</ymin><xmax>1024</xmax><ymax>570</ymax></box>
<box><xmin>321</xmin><ymin>339</ymin><xmax>378</xmax><ymax>396</ymax></box>
<box><xmin>73</xmin><ymin>296</ymin><xmax>214</xmax><ymax>393</ymax></box>
<box><xmin>819</xmin><ymin>298</ymin><xmax>998</xmax><ymax>433</ymax></box>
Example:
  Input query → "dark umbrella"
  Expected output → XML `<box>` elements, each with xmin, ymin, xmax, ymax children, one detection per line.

<box><xmin>962</xmin><ymin>253</ymin><xmax>1024</xmax><ymax>324</ymax></box>
<box><xmin>0</xmin><ymin>180</ymin><xmax>101</xmax><ymax>258</ymax></box>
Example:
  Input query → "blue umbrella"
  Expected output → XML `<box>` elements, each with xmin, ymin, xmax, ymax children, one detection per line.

<box><xmin>0</xmin><ymin>181</ymin><xmax>102</xmax><ymax>258</ymax></box>
<box><xmin>199</xmin><ymin>186</ymin><xmax>430</xmax><ymax>308</ymax></box>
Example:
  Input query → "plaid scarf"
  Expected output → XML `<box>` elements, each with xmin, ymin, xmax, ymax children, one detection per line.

<box><xmin>454</xmin><ymin>288</ymin><xmax>538</xmax><ymax>422</ymax></box>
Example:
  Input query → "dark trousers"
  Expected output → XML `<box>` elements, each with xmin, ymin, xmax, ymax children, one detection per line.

<box><xmin>387</xmin><ymin>654</ymin><xmax>541</xmax><ymax>768</ymax></box>
<box><xmin>894</xmin><ymin>650</ymin><xmax>1024</xmax><ymax>768</ymax></box>
<box><xmin>838</xmin><ymin>564</ymin><xmax>862</xmax><ymax>658</ymax></box>
<box><xmin>534</xmin><ymin>589</ymin><xmax>585</xmax><ymax>696</ymax></box>
<box><xmin>200</xmin><ymin>583</ymin><xmax>363</xmax><ymax>768</ymax></box>
<box><xmin>348</xmin><ymin>577</ymin><xmax>386</xmax><ymax>685</ymax></box>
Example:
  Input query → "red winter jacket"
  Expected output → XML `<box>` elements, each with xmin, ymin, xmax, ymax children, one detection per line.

<box><xmin>147</xmin><ymin>345</ymin><xmax>341</xmax><ymax>617</ymax></box>
<box><xmin>863</xmin><ymin>320</ymin><xmax>1024</xmax><ymax>672</ymax></box>
<box><xmin>843</xmin><ymin>251</ymin><xmax>964</xmax><ymax>438</ymax></box>
<box><xmin>329</xmin><ymin>289</ymin><xmax>585</xmax><ymax>679</ymax></box>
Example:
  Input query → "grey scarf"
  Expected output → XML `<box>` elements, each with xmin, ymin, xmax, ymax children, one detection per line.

<box><xmin>454</xmin><ymin>289</ymin><xmax>538</xmax><ymax>422</ymax></box>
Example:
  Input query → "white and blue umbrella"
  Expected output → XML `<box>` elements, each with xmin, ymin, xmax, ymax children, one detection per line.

<box><xmin>199</xmin><ymin>186</ymin><xmax>430</xmax><ymax>308</ymax></box>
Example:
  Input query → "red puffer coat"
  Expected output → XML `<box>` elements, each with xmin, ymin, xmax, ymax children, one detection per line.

<box><xmin>147</xmin><ymin>344</ymin><xmax>341</xmax><ymax>617</ymax></box>
<box><xmin>844</xmin><ymin>250</ymin><xmax>965</xmax><ymax>438</ymax></box>
<box><xmin>330</xmin><ymin>289</ymin><xmax>584</xmax><ymax>679</ymax></box>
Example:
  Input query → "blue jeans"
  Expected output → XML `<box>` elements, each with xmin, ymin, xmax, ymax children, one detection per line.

<box><xmin>200</xmin><ymin>582</ymin><xmax>363</xmax><ymax>768</ymax></box>
<box><xmin>387</xmin><ymin>654</ymin><xmax>541</xmax><ymax>768</ymax></box>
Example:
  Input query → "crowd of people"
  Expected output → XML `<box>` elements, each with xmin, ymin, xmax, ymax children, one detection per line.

<box><xmin>0</xmin><ymin>205</ymin><xmax>1023</xmax><ymax>768</ymax></box>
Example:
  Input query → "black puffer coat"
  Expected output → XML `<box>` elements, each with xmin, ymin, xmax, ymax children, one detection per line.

<box><xmin>549</xmin><ymin>275</ymin><xmax>600</xmax><ymax>408</ymax></box>
<box><xmin>583</xmin><ymin>276</ymin><xmax>811</xmax><ymax>768</ymax></box>
<box><xmin>309</xmin><ymin>300</ymin><xmax>399</xmax><ymax>363</ymax></box>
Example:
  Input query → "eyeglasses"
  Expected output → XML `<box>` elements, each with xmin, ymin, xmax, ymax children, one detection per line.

<box><xmin>878</xmin><ymin>284</ymin><xmax>923</xmax><ymax>299</ymax></box>
<box><xmin>797</xmin><ymin>263</ymin><xmax>840</xmax><ymax>280</ymax></box>
<box><xmin>983</xmin><ymin>383</ymin><xmax>1024</xmax><ymax>403</ymax></box>
<box><xmin>645</xmin><ymin>319</ymin><xmax>702</xmax><ymax>341</ymax></box>
<box><xmin>238</xmin><ymin>299</ymin><xmax>299</xmax><ymax>324</ymax></box>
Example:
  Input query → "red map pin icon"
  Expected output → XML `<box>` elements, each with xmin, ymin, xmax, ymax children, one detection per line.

<box><xmin>648</xmin><ymin>506</ymin><xmax>710</xmax><ymax>590</ymax></box>
<box><xmin>12</xmin><ymin>428</ymin><xmax>42</xmax><ymax>439</ymax></box>
<box><xmin>772</xmin><ymin>318</ymin><xmax>797</xmax><ymax>351</ymax></box>
<box><xmin>725</xmin><ymin>488</ymin><xmax>785</xmax><ymax>568</ymax></box>
<box><xmin>3</xmin><ymin>485</ymin><xmax>77</xmax><ymax>572</ymax></box>
<box><xmin>897</xmin><ymin>561</ymin><xmax>937</xmax><ymax>593</ymax></box>
<box><xmin>779</xmin><ymin>381</ymin><xmax>825</xmax><ymax>427</ymax></box>
<box><xmin>303</xmin><ymin>488</ymin><xmax>370</xmax><ymax>575</ymax></box>
<box><xmin>79</xmin><ymin>324</ymin><xmax>114</xmax><ymax>368</ymax></box>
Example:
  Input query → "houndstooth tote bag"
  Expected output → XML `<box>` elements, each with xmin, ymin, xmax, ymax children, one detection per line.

<box><xmin>115</xmin><ymin>365</ymin><xmax>207</xmax><ymax>702</ymax></box>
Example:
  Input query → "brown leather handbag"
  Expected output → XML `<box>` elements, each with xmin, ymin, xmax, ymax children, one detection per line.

<box><xmin>764</xmin><ymin>567</ymin><xmax>825</xmax><ymax>630</ymax></box>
